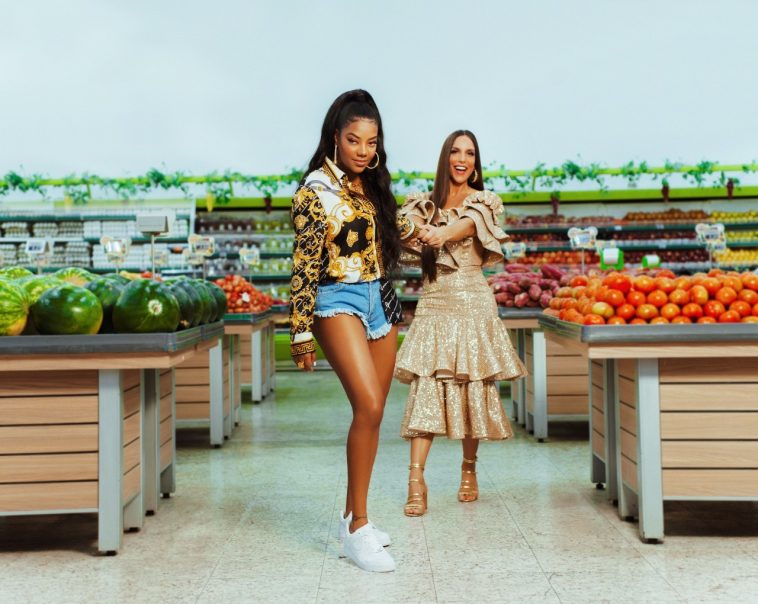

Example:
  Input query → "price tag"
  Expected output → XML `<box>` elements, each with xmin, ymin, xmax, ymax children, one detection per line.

<box><xmin>100</xmin><ymin>237</ymin><xmax>131</xmax><ymax>264</ymax></box>
<box><xmin>153</xmin><ymin>250</ymin><xmax>169</xmax><ymax>268</ymax></box>
<box><xmin>183</xmin><ymin>248</ymin><xmax>205</xmax><ymax>266</ymax></box>
<box><xmin>188</xmin><ymin>234</ymin><xmax>216</xmax><ymax>257</ymax></box>
<box><xmin>695</xmin><ymin>223</ymin><xmax>725</xmax><ymax>243</ymax></box>
<box><xmin>504</xmin><ymin>241</ymin><xmax>527</xmax><ymax>259</ymax></box>
<box><xmin>239</xmin><ymin>246</ymin><xmax>261</xmax><ymax>267</ymax></box>
<box><xmin>25</xmin><ymin>238</ymin><xmax>51</xmax><ymax>256</ymax></box>
<box><xmin>567</xmin><ymin>227</ymin><xmax>598</xmax><ymax>250</ymax></box>
<box><xmin>641</xmin><ymin>254</ymin><xmax>661</xmax><ymax>269</ymax></box>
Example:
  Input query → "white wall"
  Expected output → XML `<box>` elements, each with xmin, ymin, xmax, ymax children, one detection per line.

<box><xmin>2</xmin><ymin>0</ymin><xmax>757</xmax><ymax>182</ymax></box>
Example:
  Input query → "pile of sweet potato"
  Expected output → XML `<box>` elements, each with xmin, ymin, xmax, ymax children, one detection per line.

<box><xmin>488</xmin><ymin>263</ymin><xmax>573</xmax><ymax>308</ymax></box>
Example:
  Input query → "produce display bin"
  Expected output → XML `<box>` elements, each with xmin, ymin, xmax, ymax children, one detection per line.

<box><xmin>237</xmin><ymin>310</ymin><xmax>276</xmax><ymax>402</ymax></box>
<box><xmin>0</xmin><ymin>327</ymin><xmax>212</xmax><ymax>554</ymax></box>
<box><xmin>539</xmin><ymin>315</ymin><xmax>758</xmax><ymax>543</ymax></box>
<box><xmin>498</xmin><ymin>307</ymin><xmax>541</xmax><ymax>425</ymax></box>
<box><xmin>510</xmin><ymin>312</ymin><xmax>589</xmax><ymax>441</ymax></box>
<box><xmin>174</xmin><ymin>321</ymin><xmax>231</xmax><ymax>447</ymax></box>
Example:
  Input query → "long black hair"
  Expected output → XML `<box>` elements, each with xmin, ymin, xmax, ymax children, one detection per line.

<box><xmin>421</xmin><ymin>129</ymin><xmax>484</xmax><ymax>283</ymax></box>
<box><xmin>302</xmin><ymin>89</ymin><xmax>400</xmax><ymax>274</ymax></box>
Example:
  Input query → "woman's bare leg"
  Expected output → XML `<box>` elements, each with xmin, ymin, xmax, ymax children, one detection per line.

<box><xmin>314</xmin><ymin>315</ymin><xmax>385</xmax><ymax>532</ymax></box>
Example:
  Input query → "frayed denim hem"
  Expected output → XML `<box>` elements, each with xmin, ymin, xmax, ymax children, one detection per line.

<box><xmin>367</xmin><ymin>321</ymin><xmax>392</xmax><ymax>340</ymax></box>
<box><xmin>314</xmin><ymin>309</ymin><xmax>370</xmax><ymax>330</ymax></box>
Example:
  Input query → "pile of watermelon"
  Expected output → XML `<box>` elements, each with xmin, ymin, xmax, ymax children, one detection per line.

<box><xmin>0</xmin><ymin>266</ymin><xmax>228</xmax><ymax>336</ymax></box>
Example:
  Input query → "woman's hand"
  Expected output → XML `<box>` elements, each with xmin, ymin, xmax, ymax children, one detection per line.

<box><xmin>417</xmin><ymin>224</ymin><xmax>449</xmax><ymax>248</ymax></box>
<box><xmin>293</xmin><ymin>351</ymin><xmax>317</xmax><ymax>372</ymax></box>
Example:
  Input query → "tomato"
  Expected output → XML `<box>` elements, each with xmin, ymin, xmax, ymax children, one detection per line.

<box><xmin>741</xmin><ymin>316</ymin><xmax>758</xmax><ymax>323</ymax></box>
<box><xmin>572</xmin><ymin>286</ymin><xmax>587</xmax><ymax>298</ymax></box>
<box><xmin>634</xmin><ymin>275</ymin><xmax>656</xmax><ymax>294</ymax></box>
<box><xmin>603</xmin><ymin>273</ymin><xmax>632</xmax><ymax>294</ymax></box>
<box><xmin>697</xmin><ymin>316</ymin><xmax>717</xmax><ymax>324</ymax></box>
<box><xmin>738</xmin><ymin>289</ymin><xmax>758</xmax><ymax>305</ymax></box>
<box><xmin>549</xmin><ymin>297</ymin><xmax>562</xmax><ymax>310</ymax></box>
<box><xmin>650</xmin><ymin>316</ymin><xmax>670</xmax><ymax>324</ymax></box>
<box><xmin>660</xmin><ymin>303</ymin><xmax>681</xmax><ymax>320</ymax></box>
<box><xmin>591</xmin><ymin>301</ymin><xmax>615</xmax><ymax>319</ymax></box>
<box><xmin>636</xmin><ymin>304</ymin><xmax>659</xmax><ymax>320</ymax></box>
<box><xmin>626</xmin><ymin>290</ymin><xmax>646</xmax><ymax>307</ymax></box>
<box><xmin>681</xmin><ymin>303</ymin><xmax>704</xmax><ymax>319</ymax></box>
<box><xmin>743</xmin><ymin>275</ymin><xmax>758</xmax><ymax>292</ymax></box>
<box><xmin>671</xmin><ymin>315</ymin><xmax>692</xmax><ymax>324</ymax></box>
<box><xmin>647</xmin><ymin>290</ymin><xmax>668</xmax><ymax>308</ymax></box>
<box><xmin>654</xmin><ymin>277</ymin><xmax>676</xmax><ymax>294</ymax></box>
<box><xmin>556</xmin><ymin>287</ymin><xmax>573</xmax><ymax>298</ymax></box>
<box><xmin>715</xmin><ymin>287</ymin><xmax>737</xmax><ymax>305</ymax></box>
<box><xmin>668</xmin><ymin>289</ymin><xmax>690</xmax><ymax>305</ymax></box>
<box><xmin>629</xmin><ymin>318</ymin><xmax>647</xmax><ymax>325</ymax></box>
<box><xmin>569</xmin><ymin>275</ymin><xmax>589</xmax><ymax>287</ymax></box>
<box><xmin>718</xmin><ymin>310</ymin><xmax>741</xmax><ymax>323</ymax></box>
<box><xmin>689</xmin><ymin>285</ymin><xmax>709</xmax><ymax>305</ymax></box>
<box><xmin>722</xmin><ymin>276</ymin><xmax>743</xmax><ymax>292</ymax></box>
<box><xmin>703</xmin><ymin>300</ymin><xmax>726</xmax><ymax>318</ymax></box>
<box><xmin>606</xmin><ymin>316</ymin><xmax>627</xmax><ymax>325</ymax></box>
<box><xmin>583</xmin><ymin>314</ymin><xmax>605</xmax><ymax>325</ymax></box>
<box><xmin>604</xmin><ymin>289</ymin><xmax>626</xmax><ymax>308</ymax></box>
<box><xmin>701</xmin><ymin>278</ymin><xmax>721</xmax><ymax>296</ymax></box>
<box><xmin>753</xmin><ymin>302</ymin><xmax>758</xmax><ymax>317</ymax></box>
<box><xmin>673</xmin><ymin>276</ymin><xmax>692</xmax><ymax>291</ymax></box>
<box><xmin>730</xmin><ymin>301</ymin><xmax>752</xmax><ymax>318</ymax></box>
<box><xmin>656</xmin><ymin>269</ymin><xmax>677</xmax><ymax>279</ymax></box>
<box><xmin>616</xmin><ymin>303</ymin><xmax>636</xmax><ymax>321</ymax></box>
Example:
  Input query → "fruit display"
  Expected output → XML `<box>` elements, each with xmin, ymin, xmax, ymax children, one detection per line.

<box><xmin>505</xmin><ymin>214</ymin><xmax>614</xmax><ymax>227</ymax></box>
<box><xmin>31</xmin><ymin>284</ymin><xmax>104</xmax><ymax>335</ymax></box>
<box><xmin>714</xmin><ymin>249</ymin><xmax>758</xmax><ymax>267</ymax></box>
<box><xmin>0</xmin><ymin>280</ymin><xmax>30</xmax><ymax>336</ymax></box>
<box><xmin>546</xmin><ymin>269</ymin><xmax>758</xmax><ymax>325</ymax></box>
<box><xmin>488</xmin><ymin>264</ymin><xmax>574</xmax><ymax>308</ymax></box>
<box><xmin>516</xmin><ymin>250</ymin><xmax>600</xmax><ymax>266</ymax></box>
<box><xmin>623</xmin><ymin>249</ymin><xmax>709</xmax><ymax>265</ymax></box>
<box><xmin>213</xmin><ymin>274</ymin><xmax>274</xmax><ymax>313</ymax></box>
<box><xmin>622</xmin><ymin>208</ymin><xmax>708</xmax><ymax>223</ymax></box>
<box><xmin>711</xmin><ymin>210</ymin><xmax>758</xmax><ymax>224</ymax></box>
<box><xmin>726</xmin><ymin>230</ymin><xmax>758</xmax><ymax>243</ymax></box>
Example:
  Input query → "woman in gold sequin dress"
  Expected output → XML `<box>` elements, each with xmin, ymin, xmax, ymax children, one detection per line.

<box><xmin>395</xmin><ymin>130</ymin><xmax>527</xmax><ymax>516</ymax></box>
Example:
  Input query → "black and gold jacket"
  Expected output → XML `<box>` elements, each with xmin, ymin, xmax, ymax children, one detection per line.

<box><xmin>289</xmin><ymin>158</ymin><xmax>414</xmax><ymax>355</ymax></box>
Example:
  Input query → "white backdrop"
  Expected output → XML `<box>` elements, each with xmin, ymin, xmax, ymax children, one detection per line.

<box><xmin>2</xmin><ymin>0</ymin><xmax>757</xmax><ymax>178</ymax></box>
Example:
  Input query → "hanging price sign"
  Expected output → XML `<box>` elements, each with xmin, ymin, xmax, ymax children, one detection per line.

<box><xmin>188</xmin><ymin>234</ymin><xmax>216</xmax><ymax>257</ymax></box>
<box><xmin>183</xmin><ymin>248</ymin><xmax>205</xmax><ymax>266</ymax></box>
<box><xmin>101</xmin><ymin>236</ymin><xmax>131</xmax><ymax>265</ymax></box>
<box><xmin>695</xmin><ymin>223</ymin><xmax>725</xmax><ymax>243</ymax></box>
<box><xmin>503</xmin><ymin>241</ymin><xmax>527</xmax><ymax>259</ymax></box>
<box><xmin>153</xmin><ymin>250</ymin><xmax>169</xmax><ymax>268</ymax></box>
<box><xmin>567</xmin><ymin>226</ymin><xmax>598</xmax><ymax>250</ymax></box>
<box><xmin>239</xmin><ymin>246</ymin><xmax>261</xmax><ymax>267</ymax></box>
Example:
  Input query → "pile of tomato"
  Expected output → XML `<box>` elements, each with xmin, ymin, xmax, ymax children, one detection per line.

<box><xmin>546</xmin><ymin>269</ymin><xmax>758</xmax><ymax>325</ymax></box>
<box><xmin>213</xmin><ymin>274</ymin><xmax>274</xmax><ymax>314</ymax></box>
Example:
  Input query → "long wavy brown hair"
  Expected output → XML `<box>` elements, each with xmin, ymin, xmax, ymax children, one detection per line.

<box><xmin>421</xmin><ymin>130</ymin><xmax>484</xmax><ymax>282</ymax></box>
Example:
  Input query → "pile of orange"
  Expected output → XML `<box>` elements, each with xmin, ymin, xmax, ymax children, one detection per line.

<box><xmin>546</xmin><ymin>269</ymin><xmax>758</xmax><ymax>325</ymax></box>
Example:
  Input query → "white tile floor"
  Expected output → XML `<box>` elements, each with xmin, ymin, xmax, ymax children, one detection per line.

<box><xmin>2</xmin><ymin>371</ymin><xmax>758</xmax><ymax>603</ymax></box>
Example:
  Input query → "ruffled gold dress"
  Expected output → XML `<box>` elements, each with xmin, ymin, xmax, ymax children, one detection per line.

<box><xmin>395</xmin><ymin>190</ymin><xmax>527</xmax><ymax>440</ymax></box>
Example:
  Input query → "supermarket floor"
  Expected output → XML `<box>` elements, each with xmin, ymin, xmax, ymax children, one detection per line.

<box><xmin>3</xmin><ymin>373</ymin><xmax>758</xmax><ymax>603</ymax></box>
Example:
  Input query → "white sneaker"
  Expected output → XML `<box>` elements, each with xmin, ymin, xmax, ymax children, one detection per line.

<box><xmin>338</xmin><ymin>511</ymin><xmax>391</xmax><ymax>547</ymax></box>
<box><xmin>342</xmin><ymin>523</ymin><xmax>396</xmax><ymax>573</ymax></box>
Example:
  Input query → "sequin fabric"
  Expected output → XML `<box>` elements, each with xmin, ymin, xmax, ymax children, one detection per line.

<box><xmin>395</xmin><ymin>191</ymin><xmax>527</xmax><ymax>440</ymax></box>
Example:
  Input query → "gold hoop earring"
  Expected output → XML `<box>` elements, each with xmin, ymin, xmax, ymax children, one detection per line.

<box><xmin>470</xmin><ymin>169</ymin><xmax>478</xmax><ymax>183</ymax></box>
<box><xmin>333</xmin><ymin>144</ymin><xmax>338</xmax><ymax>164</ymax></box>
<box><xmin>367</xmin><ymin>153</ymin><xmax>380</xmax><ymax>170</ymax></box>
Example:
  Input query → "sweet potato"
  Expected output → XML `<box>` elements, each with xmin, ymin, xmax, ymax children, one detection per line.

<box><xmin>514</xmin><ymin>292</ymin><xmax>529</xmax><ymax>308</ymax></box>
<box><xmin>528</xmin><ymin>284</ymin><xmax>542</xmax><ymax>300</ymax></box>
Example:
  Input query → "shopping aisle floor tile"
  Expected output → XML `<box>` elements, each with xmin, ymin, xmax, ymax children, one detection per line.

<box><xmin>3</xmin><ymin>370</ymin><xmax>758</xmax><ymax>602</ymax></box>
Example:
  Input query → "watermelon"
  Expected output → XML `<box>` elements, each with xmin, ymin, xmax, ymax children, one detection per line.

<box><xmin>31</xmin><ymin>284</ymin><xmax>103</xmax><ymax>335</ymax></box>
<box><xmin>174</xmin><ymin>280</ymin><xmax>212</xmax><ymax>324</ymax></box>
<box><xmin>85</xmin><ymin>279</ymin><xmax>124</xmax><ymax>332</ymax></box>
<box><xmin>102</xmin><ymin>273</ymin><xmax>131</xmax><ymax>286</ymax></box>
<box><xmin>0</xmin><ymin>280</ymin><xmax>30</xmax><ymax>336</ymax></box>
<box><xmin>168</xmin><ymin>283</ymin><xmax>193</xmax><ymax>329</ymax></box>
<box><xmin>17</xmin><ymin>276</ymin><xmax>64</xmax><ymax>304</ymax></box>
<box><xmin>168</xmin><ymin>280</ymin><xmax>202</xmax><ymax>327</ymax></box>
<box><xmin>0</xmin><ymin>266</ymin><xmax>33</xmax><ymax>280</ymax></box>
<box><xmin>193</xmin><ymin>280</ymin><xmax>220</xmax><ymax>323</ymax></box>
<box><xmin>205</xmin><ymin>281</ymin><xmax>229</xmax><ymax>321</ymax></box>
<box><xmin>54</xmin><ymin>267</ymin><xmax>97</xmax><ymax>287</ymax></box>
<box><xmin>113</xmin><ymin>279</ymin><xmax>180</xmax><ymax>333</ymax></box>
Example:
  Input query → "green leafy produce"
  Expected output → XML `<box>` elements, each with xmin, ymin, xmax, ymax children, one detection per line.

<box><xmin>31</xmin><ymin>284</ymin><xmax>103</xmax><ymax>335</ymax></box>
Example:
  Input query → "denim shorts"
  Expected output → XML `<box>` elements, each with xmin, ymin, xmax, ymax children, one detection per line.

<box><xmin>314</xmin><ymin>280</ymin><xmax>392</xmax><ymax>340</ymax></box>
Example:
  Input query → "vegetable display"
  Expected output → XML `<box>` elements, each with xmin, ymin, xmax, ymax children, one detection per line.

<box><xmin>488</xmin><ymin>264</ymin><xmax>574</xmax><ymax>308</ymax></box>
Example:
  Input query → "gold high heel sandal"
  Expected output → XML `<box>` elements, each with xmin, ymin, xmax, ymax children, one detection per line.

<box><xmin>458</xmin><ymin>457</ymin><xmax>479</xmax><ymax>503</ymax></box>
<box><xmin>404</xmin><ymin>463</ymin><xmax>427</xmax><ymax>517</ymax></box>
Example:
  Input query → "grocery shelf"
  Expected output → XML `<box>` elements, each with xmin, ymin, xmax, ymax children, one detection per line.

<box><xmin>197</xmin><ymin>231</ymin><xmax>294</xmax><ymax>239</ymax></box>
<box><xmin>505</xmin><ymin>221</ymin><xmax>758</xmax><ymax>234</ymax></box>
<box><xmin>214</xmin><ymin>251</ymin><xmax>292</xmax><ymax>259</ymax></box>
<box><xmin>0</xmin><ymin>213</ymin><xmax>192</xmax><ymax>222</ymax></box>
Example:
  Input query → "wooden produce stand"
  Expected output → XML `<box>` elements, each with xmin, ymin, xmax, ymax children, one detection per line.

<box><xmin>0</xmin><ymin>327</ymin><xmax>214</xmax><ymax>554</ymax></box>
<box><xmin>498</xmin><ymin>307</ymin><xmax>541</xmax><ymax>425</ymax></box>
<box><xmin>501</xmin><ymin>308</ymin><xmax>589</xmax><ymax>441</ymax></box>
<box><xmin>174</xmin><ymin>322</ymin><xmax>230</xmax><ymax>447</ymax></box>
<box><xmin>540</xmin><ymin>315</ymin><xmax>758</xmax><ymax>543</ymax></box>
<box><xmin>238</xmin><ymin>309</ymin><xmax>277</xmax><ymax>402</ymax></box>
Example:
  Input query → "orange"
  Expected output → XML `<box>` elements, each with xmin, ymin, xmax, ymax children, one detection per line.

<box><xmin>729</xmin><ymin>300</ymin><xmax>752</xmax><ymax>318</ymax></box>
<box><xmin>697</xmin><ymin>316</ymin><xmax>717</xmax><ymax>324</ymax></box>
<box><xmin>650</xmin><ymin>316</ymin><xmax>670</xmax><ymax>324</ymax></box>
<box><xmin>627</xmin><ymin>290</ymin><xmax>646</xmax><ymax>307</ymax></box>
<box><xmin>715</xmin><ymin>286</ymin><xmax>737</xmax><ymax>305</ymax></box>
<box><xmin>647</xmin><ymin>290</ymin><xmax>668</xmax><ymax>308</ymax></box>
<box><xmin>681</xmin><ymin>303</ymin><xmax>704</xmax><ymax>319</ymax></box>
<box><xmin>718</xmin><ymin>310</ymin><xmax>741</xmax><ymax>323</ymax></box>
<box><xmin>668</xmin><ymin>288</ymin><xmax>690</xmax><ymax>305</ymax></box>
<box><xmin>671</xmin><ymin>315</ymin><xmax>692</xmax><ymax>324</ymax></box>
<box><xmin>660</xmin><ymin>303</ymin><xmax>681</xmax><ymax>320</ymax></box>
<box><xmin>634</xmin><ymin>275</ymin><xmax>656</xmax><ymax>294</ymax></box>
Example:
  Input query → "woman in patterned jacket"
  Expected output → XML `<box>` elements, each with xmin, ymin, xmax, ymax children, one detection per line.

<box><xmin>289</xmin><ymin>89</ymin><xmax>415</xmax><ymax>572</ymax></box>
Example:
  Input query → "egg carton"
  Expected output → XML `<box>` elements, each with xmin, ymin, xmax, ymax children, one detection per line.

<box><xmin>58</xmin><ymin>222</ymin><xmax>85</xmax><ymax>237</ymax></box>
<box><xmin>83</xmin><ymin>222</ymin><xmax>102</xmax><ymax>238</ymax></box>
<box><xmin>1</xmin><ymin>223</ymin><xmax>30</xmax><ymax>237</ymax></box>
<box><xmin>33</xmin><ymin>222</ymin><xmax>59</xmax><ymax>237</ymax></box>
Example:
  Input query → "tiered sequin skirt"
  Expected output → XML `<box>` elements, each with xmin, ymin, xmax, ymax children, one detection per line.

<box><xmin>395</xmin><ymin>266</ymin><xmax>527</xmax><ymax>440</ymax></box>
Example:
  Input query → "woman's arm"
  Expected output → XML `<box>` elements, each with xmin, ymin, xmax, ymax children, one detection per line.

<box><xmin>417</xmin><ymin>217</ymin><xmax>475</xmax><ymax>248</ymax></box>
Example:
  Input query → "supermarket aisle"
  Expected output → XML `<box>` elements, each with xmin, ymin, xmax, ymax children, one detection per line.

<box><xmin>2</xmin><ymin>372</ymin><xmax>758</xmax><ymax>603</ymax></box>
